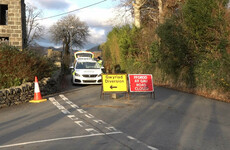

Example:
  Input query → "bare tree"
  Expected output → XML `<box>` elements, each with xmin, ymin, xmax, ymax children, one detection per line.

<box><xmin>49</xmin><ymin>14</ymin><xmax>89</xmax><ymax>68</ymax></box>
<box><xmin>115</xmin><ymin>0</ymin><xmax>142</xmax><ymax>27</ymax></box>
<box><xmin>109</xmin><ymin>0</ymin><xmax>133</xmax><ymax>26</ymax></box>
<box><xmin>115</xmin><ymin>0</ymin><xmax>156</xmax><ymax>27</ymax></box>
<box><xmin>133</xmin><ymin>0</ymin><xmax>146</xmax><ymax>28</ymax></box>
<box><xmin>26</xmin><ymin>4</ymin><xmax>44</xmax><ymax>47</ymax></box>
<box><xmin>115</xmin><ymin>0</ymin><xmax>184</xmax><ymax>26</ymax></box>
<box><xmin>159</xmin><ymin>0</ymin><xmax>185</xmax><ymax>23</ymax></box>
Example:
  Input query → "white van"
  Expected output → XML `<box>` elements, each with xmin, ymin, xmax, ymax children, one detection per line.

<box><xmin>71</xmin><ymin>59</ymin><xmax>102</xmax><ymax>84</ymax></box>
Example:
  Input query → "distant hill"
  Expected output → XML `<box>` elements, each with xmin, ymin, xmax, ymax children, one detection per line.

<box><xmin>87</xmin><ymin>45</ymin><xmax>102</xmax><ymax>58</ymax></box>
<box><xmin>28</xmin><ymin>44</ymin><xmax>62</xmax><ymax>56</ymax></box>
<box><xmin>29</xmin><ymin>44</ymin><xmax>103</xmax><ymax>57</ymax></box>
<box><xmin>87</xmin><ymin>45</ymin><xmax>102</xmax><ymax>52</ymax></box>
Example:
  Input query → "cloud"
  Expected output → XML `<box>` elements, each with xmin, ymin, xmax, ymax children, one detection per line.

<box><xmin>74</xmin><ymin>8</ymin><xmax>115</xmax><ymax>28</ymax></box>
<box><xmin>88</xmin><ymin>28</ymin><xmax>106</xmax><ymax>44</ymax></box>
<box><xmin>74</xmin><ymin>7</ymin><xmax>133</xmax><ymax>29</ymax></box>
<box><xmin>36</xmin><ymin>0</ymin><xmax>71</xmax><ymax>10</ymax></box>
<box><xmin>38</xmin><ymin>18</ymin><xmax>57</xmax><ymax>29</ymax></box>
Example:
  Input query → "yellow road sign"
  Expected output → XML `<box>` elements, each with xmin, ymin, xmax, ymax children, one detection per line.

<box><xmin>102</xmin><ymin>74</ymin><xmax>128</xmax><ymax>92</ymax></box>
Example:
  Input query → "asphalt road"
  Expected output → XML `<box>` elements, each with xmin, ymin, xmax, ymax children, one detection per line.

<box><xmin>0</xmin><ymin>75</ymin><xmax>230</xmax><ymax>150</ymax></box>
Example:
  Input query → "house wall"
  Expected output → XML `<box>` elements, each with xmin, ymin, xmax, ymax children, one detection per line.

<box><xmin>0</xmin><ymin>0</ymin><xmax>26</xmax><ymax>49</ymax></box>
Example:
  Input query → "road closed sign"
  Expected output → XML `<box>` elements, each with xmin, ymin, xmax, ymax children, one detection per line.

<box><xmin>129</xmin><ymin>74</ymin><xmax>154</xmax><ymax>92</ymax></box>
<box><xmin>102</xmin><ymin>74</ymin><xmax>128</xmax><ymax>92</ymax></box>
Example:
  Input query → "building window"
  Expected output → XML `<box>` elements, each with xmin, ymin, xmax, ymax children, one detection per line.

<box><xmin>0</xmin><ymin>37</ymin><xmax>9</xmax><ymax>45</ymax></box>
<box><xmin>0</xmin><ymin>5</ymin><xmax>8</xmax><ymax>25</ymax></box>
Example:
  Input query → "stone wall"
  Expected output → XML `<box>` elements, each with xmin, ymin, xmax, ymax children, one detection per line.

<box><xmin>0</xmin><ymin>0</ymin><xmax>26</xmax><ymax>49</ymax></box>
<box><xmin>47</xmin><ymin>49</ymin><xmax>62</xmax><ymax>68</ymax></box>
<box><xmin>0</xmin><ymin>70</ymin><xmax>63</xmax><ymax>108</ymax></box>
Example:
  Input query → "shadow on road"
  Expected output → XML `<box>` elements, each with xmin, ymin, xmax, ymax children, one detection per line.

<box><xmin>60</xmin><ymin>74</ymin><xmax>89</xmax><ymax>92</ymax></box>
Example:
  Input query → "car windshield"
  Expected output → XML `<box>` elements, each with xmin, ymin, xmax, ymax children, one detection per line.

<box><xmin>76</xmin><ymin>62</ymin><xmax>100</xmax><ymax>69</ymax></box>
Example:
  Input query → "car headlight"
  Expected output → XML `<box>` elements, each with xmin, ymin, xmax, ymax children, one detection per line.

<box><xmin>75</xmin><ymin>73</ymin><xmax>80</xmax><ymax>77</ymax></box>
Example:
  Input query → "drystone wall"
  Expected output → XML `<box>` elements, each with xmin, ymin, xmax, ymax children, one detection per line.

<box><xmin>0</xmin><ymin>70</ymin><xmax>63</xmax><ymax>108</ymax></box>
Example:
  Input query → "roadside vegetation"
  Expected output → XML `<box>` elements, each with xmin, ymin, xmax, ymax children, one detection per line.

<box><xmin>0</xmin><ymin>44</ymin><xmax>56</xmax><ymax>89</ymax></box>
<box><xmin>101</xmin><ymin>0</ymin><xmax>230</xmax><ymax>101</ymax></box>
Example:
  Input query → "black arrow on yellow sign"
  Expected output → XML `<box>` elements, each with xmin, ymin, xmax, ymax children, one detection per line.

<box><xmin>110</xmin><ymin>85</ymin><xmax>117</xmax><ymax>89</ymax></box>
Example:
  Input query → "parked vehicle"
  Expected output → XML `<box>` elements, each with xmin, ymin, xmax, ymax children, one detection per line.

<box><xmin>71</xmin><ymin>59</ymin><xmax>103</xmax><ymax>85</ymax></box>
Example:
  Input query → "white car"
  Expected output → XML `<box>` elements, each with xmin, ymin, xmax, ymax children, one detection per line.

<box><xmin>71</xmin><ymin>60</ymin><xmax>103</xmax><ymax>84</ymax></box>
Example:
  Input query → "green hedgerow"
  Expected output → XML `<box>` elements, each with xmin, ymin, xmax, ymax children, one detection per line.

<box><xmin>0</xmin><ymin>44</ymin><xmax>56</xmax><ymax>89</ymax></box>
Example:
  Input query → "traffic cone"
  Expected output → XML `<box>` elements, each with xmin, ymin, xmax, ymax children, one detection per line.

<box><xmin>29</xmin><ymin>76</ymin><xmax>47</xmax><ymax>103</ymax></box>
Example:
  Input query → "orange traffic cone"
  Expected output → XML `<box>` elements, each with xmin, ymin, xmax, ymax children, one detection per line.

<box><xmin>29</xmin><ymin>76</ymin><xmax>47</xmax><ymax>103</ymax></box>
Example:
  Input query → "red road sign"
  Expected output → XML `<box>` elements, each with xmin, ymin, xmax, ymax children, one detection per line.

<box><xmin>128</xmin><ymin>74</ymin><xmax>154</xmax><ymax>92</ymax></box>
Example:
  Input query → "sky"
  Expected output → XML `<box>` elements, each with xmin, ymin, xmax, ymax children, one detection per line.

<box><xmin>25</xmin><ymin>0</ymin><xmax>131</xmax><ymax>50</ymax></box>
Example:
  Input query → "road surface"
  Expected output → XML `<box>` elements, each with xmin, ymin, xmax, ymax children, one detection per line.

<box><xmin>0</xmin><ymin>75</ymin><xmax>230</xmax><ymax>150</ymax></box>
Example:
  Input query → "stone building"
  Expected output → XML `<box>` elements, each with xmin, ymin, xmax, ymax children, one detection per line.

<box><xmin>0</xmin><ymin>0</ymin><xmax>26</xmax><ymax>49</ymax></box>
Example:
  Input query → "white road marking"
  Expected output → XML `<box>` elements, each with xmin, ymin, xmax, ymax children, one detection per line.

<box><xmin>67</xmin><ymin>115</ymin><xmax>79</xmax><ymax>121</ymax></box>
<box><xmin>59</xmin><ymin>94</ymin><xmax>69</xmax><ymax>101</ymax></box>
<box><xmin>148</xmin><ymin>146</ymin><xmax>159</xmax><ymax>150</ymax></box>
<box><xmin>85</xmin><ymin>128</ymin><xmax>100</xmax><ymax>134</ymax></box>
<box><xmin>93</xmin><ymin>120</ymin><xmax>106</xmax><ymax>125</ymax></box>
<box><xmin>0</xmin><ymin>97</ymin><xmax>126</xmax><ymax>150</ymax></box>
<box><xmin>49</xmin><ymin>98</ymin><xmax>70</xmax><ymax>115</ymax></box>
<box><xmin>59</xmin><ymin>94</ymin><xmax>79</xmax><ymax>108</ymax></box>
<box><xmin>85</xmin><ymin>113</ymin><xmax>94</xmax><ymax>118</ymax></box>
<box><xmin>49</xmin><ymin>97</ymin><xmax>54</xmax><ymax>101</ymax></box>
<box><xmin>57</xmin><ymin>105</ymin><xmax>65</xmax><ymax>110</ymax></box>
<box><xmin>71</xmin><ymin>104</ymin><xmax>79</xmax><ymax>108</ymax></box>
<box><xmin>0</xmin><ymin>133</ymin><xmax>116</xmax><ymax>149</ymax></box>
<box><xmin>56</xmin><ymin>95</ymin><xmax>158</xmax><ymax>150</ymax></box>
<box><xmin>74</xmin><ymin>121</ymin><xmax>89</xmax><ymax>127</ymax></box>
<box><xmin>77</xmin><ymin>109</ymin><xmax>87</xmax><ymax>114</ymax></box>
<box><xmin>127</xmin><ymin>136</ymin><xmax>136</xmax><ymax>140</ymax></box>
<box><xmin>66</xmin><ymin>101</ymin><xmax>73</xmax><ymax>105</ymax></box>
<box><xmin>61</xmin><ymin>109</ymin><xmax>70</xmax><ymax>114</ymax></box>
<box><xmin>105</xmin><ymin>126</ymin><xmax>117</xmax><ymax>132</ymax></box>
<box><xmin>127</xmin><ymin>136</ymin><xmax>159</xmax><ymax>150</ymax></box>
<box><xmin>105</xmin><ymin>131</ymin><xmax>123</xmax><ymax>135</ymax></box>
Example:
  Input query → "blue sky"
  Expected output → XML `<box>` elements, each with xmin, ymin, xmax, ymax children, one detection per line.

<box><xmin>25</xmin><ymin>0</ymin><xmax>127</xmax><ymax>50</ymax></box>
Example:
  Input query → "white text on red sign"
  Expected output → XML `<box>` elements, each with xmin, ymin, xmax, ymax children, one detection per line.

<box><xmin>129</xmin><ymin>74</ymin><xmax>154</xmax><ymax>92</ymax></box>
